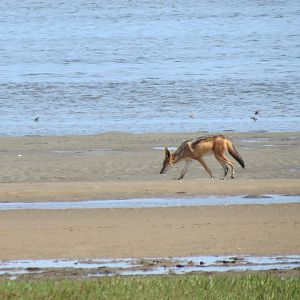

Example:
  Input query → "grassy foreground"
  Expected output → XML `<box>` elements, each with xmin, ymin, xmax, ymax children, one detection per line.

<box><xmin>0</xmin><ymin>273</ymin><xmax>299</xmax><ymax>300</ymax></box>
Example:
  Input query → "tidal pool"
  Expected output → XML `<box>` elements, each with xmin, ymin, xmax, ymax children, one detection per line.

<box><xmin>0</xmin><ymin>195</ymin><xmax>299</xmax><ymax>210</ymax></box>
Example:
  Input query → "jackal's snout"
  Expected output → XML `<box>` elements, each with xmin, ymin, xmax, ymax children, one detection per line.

<box><xmin>160</xmin><ymin>147</ymin><xmax>172</xmax><ymax>174</ymax></box>
<box><xmin>160</xmin><ymin>160</ymin><xmax>171</xmax><ymax>174</ymax></box>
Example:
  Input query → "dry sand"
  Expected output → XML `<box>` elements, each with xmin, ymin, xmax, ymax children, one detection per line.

<box><xmin>0</xmin><ymin>131</ymin><xmax>299</xmax><ymax>259</ymax></box>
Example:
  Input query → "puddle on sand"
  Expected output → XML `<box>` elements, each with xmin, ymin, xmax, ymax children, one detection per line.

<box><xmin>53</xmin><ymin>148</ymin><xmax>113</xmax><ymax>154</ymax></box>
<box><xmin>0</xmin><ymin>256</ymin><xmax>299</xmax><ymax>280</ymax></box>
<box><xmin>152</xmin><ymin>146</ymin><xmax>177</xmax><ymax>151</ymax></box>
<box><xmin>237</xmin><ymin>138</ymin><xmax>272</xmax><ymax>143</ymax></box>
<box><xmin>289</xmin><ymin>168</ymin><xmax>300</xmax><ymax>173</ymax></box>
<box><xmin>0</xmin><ymin>195</ymin><xmax>299</xmax><ymax>211</ymax></box>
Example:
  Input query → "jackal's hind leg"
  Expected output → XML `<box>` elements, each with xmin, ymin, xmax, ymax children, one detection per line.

<box><xmin>216</xmin><ymin>154</ymin><xmax>235</xmax><ymax>179</ymax></box>
<box><xmin>178</xmin><ymin>160</ymin><xmax>192</xmax><ymax>180</ymax></box>
<box><xmin>197</xmin><ymin>158</ymin><xmax>214</xmax><ymax>179</ymax></box>
<box><xmin>216</xmin><ymin>158</ymin><xmax>229</xmax><ymax>179</ymax></box>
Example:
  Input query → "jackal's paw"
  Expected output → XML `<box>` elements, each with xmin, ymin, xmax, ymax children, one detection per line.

<box><xmin>231</xmin><ymin>175</ymin><xmax>235</xmax><ymax>179</ymax></box>
<box><xmin>219</xmin><ymin>177</ymin><xmax>225</xmax><ymax>180</ymax></box>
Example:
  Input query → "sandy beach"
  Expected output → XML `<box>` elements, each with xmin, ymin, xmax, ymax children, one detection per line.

<box><xmin>0</xmin><ymin>131</ymin><xmax>299</xmax><ymax>260</ymax></box>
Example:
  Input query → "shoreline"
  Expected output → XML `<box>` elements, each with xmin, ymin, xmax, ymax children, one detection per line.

<box><xmin>1</xmin><ymin>129</ymin><xmax>299</xmax><ymax>137</ymax></box>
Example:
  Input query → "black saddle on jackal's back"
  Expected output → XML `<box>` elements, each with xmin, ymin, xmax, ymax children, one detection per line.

<box><xmin>189</xmin><ymin>135</ymin><xmax>223</xmax><ymax>146</ymax></box>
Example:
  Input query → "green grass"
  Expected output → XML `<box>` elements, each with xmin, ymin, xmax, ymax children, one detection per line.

<box><xmin>0</xmin><ymin>273</ymin><xmax>299</xmax><ymax>300</ymax></box>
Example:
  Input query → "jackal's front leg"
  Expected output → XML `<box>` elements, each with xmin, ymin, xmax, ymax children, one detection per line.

<box><xmin>197</xmin><ymin>157</ymin><xmax>214</xmax><ymax>179</ymax></box>
<box><xmin>178</xmin><ymin>160</ymin><xmax>192</xmax><ymax>180</ymax></box>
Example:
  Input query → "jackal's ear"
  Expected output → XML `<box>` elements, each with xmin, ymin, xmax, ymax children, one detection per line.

<box><xmin>164</xmin><ymin>147</ymin><xmax>171</xmax><ymax>159</ymax></box>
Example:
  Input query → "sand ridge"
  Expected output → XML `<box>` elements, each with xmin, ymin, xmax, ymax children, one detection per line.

<box><xmin>0</xmin><ymin>204</ymin><xmax>299</xmax><ymax>260</ymax></box>
<box><xmin>0</xmin><ymin>179</ymin><xmax>299</xmax><ymax>202</ymax></box>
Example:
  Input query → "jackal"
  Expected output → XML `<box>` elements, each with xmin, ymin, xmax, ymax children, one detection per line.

<box><xmin>160</xmin><ymin>135</ymin><xmax>245</xmax><ymax>179</ymax></box>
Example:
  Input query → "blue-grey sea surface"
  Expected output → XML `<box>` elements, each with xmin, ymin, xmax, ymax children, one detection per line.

<box><xmin>0</xmin><ymin>0</ymin><xmax>299</xmax><ymax>135</ymax></box>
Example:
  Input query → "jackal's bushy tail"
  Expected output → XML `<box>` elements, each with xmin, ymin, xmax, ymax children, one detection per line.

<box><xmin>227</xmin><ymin>141</ymin><xmax>245</xmax><ymax>168</ymax></box>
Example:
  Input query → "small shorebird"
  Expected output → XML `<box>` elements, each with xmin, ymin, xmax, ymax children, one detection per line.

<box><xmin>251</xmin><ymin>116</ymin><xmax>258</xmax><ymax>121</ymax></box>
<box><xmin>34</xmin><ymin>117</ymin><xmax>40</xmax><ymax>122</ymax></box>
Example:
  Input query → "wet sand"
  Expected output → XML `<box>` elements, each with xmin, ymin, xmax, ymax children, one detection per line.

<box><xmin>0</xmin><ymin>131</ymin><xmax>299</xmax><ymax>260</ymax></box>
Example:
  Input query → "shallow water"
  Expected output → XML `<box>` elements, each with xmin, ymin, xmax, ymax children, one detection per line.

<box><xmin>1</xmin><ymin>0</ymin><xmax>299</xmax><ymax>135</ymax></box>
<box><xmin>0</xmin><ymin>195</ymin><xmax>299</xmax><ymax>210</ymax></box>
<box><xmin>0</xmin><ymin>256</ymin><xmax>299</xmax><ymax>279</ymax></box>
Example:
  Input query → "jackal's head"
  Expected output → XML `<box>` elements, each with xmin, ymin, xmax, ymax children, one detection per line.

<box><xmin>160</xmin><ymin>147</ymin><xmax>174</xmax><ymax>174</ymax></box>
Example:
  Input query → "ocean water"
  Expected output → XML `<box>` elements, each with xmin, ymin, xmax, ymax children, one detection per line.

<box><xmin>0</xmin><ymin>0</ymin><xmax>299</xmax><ymax>135</ymax></box>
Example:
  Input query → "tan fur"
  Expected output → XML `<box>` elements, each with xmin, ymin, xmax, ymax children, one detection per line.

<box><xmin>160</xmin><ymin>135</ymin><xmax>245</xmax><ymax>180</ymax></box>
